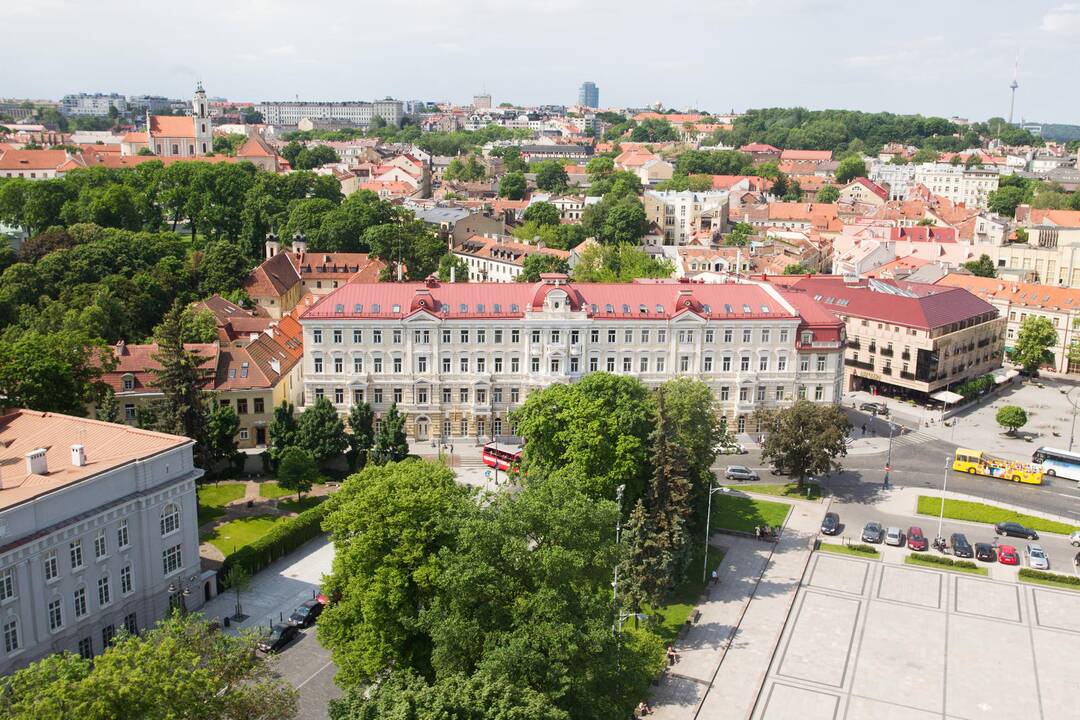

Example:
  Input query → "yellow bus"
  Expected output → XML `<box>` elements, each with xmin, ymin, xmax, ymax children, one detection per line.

<box><xmin>952</xmin><ymin>448</ymin><xmax>1043</xmax><ymax>485</ymax></box>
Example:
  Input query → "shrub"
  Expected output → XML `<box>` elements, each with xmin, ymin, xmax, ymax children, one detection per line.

<box><xmin>1019</xmin><ymin>568</ymin><xmax>1080</xmax><ymax>587</ymax></box>
<box><xmin>217</xmin><ymin>502</ymin><xmax>331</xmax><ymax>587</ymax></box>
<box><xmin>907</xmin><ymin>553</ymin><xmax>978</xmax><ymax>570</ymax></box>
<box><xmin>846</xmin><ymin>543</ymin><xmax>879</xmax><ymax>555</ymax></box>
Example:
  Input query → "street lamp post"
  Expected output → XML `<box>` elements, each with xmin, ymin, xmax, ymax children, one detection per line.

<box><xmin>703</xmin><ymin>485</ymin><xmax>728</xmax><ymax>584</ymax></box>
<box><xmin>1066</xmin><ymin>388</ymin><xmax>1080</xmax><ymax>452</ymax></box>
<box><xmin>612</xmin><ymin>484</ymin><xmax>625</xmax><ymax>637</ymax></box>
<box><xmin>936</xmin><ymin>457</ymin><xmax>951</xmax><ymax>542</ymax></box>
<box><xmin>883</xmin><ymin>422</ymin><xmax>895</xmax><ymax>489</ymax></box>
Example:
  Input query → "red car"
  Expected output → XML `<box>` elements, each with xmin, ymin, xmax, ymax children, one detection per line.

<box><xmin>907</xmin><ymin>526</ymin><xmax>928</xmax><ymax>552</ymax></box>
<box><xmin>998</xmin><ymin>545</ymin><xmax>1019</xmax><ymax>565</ymax></box>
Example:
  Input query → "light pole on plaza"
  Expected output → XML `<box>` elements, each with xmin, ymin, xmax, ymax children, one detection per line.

<box><xmin>612</xmin><ymin>484</ymin><xmax>625</xmax><ymax>637</ymax></box>
<box><xmin>936</xmin><ymin>457</ymin><xmax>951</xmax><ymax>542</ymax></box>
<box><xmin>703</xmin><ymin>485</ymin><xmax>729</xmax><ymax>584</ymax></box>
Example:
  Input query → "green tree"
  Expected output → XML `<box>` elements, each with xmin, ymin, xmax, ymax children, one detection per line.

<box><xmin>437</xmin><ymin>252</ymin><xmax>470</xmax><ymax>283</ymax></box>
<box><xmin>0</xmin><ymin>612</ymin><xmax>297</xmax><ymax>720</ymax></box>
<box><xmin>518</xmin><ymin>253</ymin><xmax>571</xmax><ymax>282</ymax></box>
<box><xmin>834</xmin><ymin>156</ymin><xmax>867</xmax><ymax>184</ymax></box>
<box><xmin>498</xmin><ymin>171</ymin><xmax>527</xmax><ymax>200</ymax></box>
<box><xmin>96</xmin><ymin>386</ymin><xmax>120</xmax><ymax>423</ymax></box>
<box><xmin>585</xmin><ymin>155</ymin><xmax>614</xmax><ymax>181</ymax></box>
<box><xmin>658</xmin><ymin>378</ymin><xmax>721</xmax><ymax>535</ymax></box>
<box><xmin>759</xmin><ymin>400</ymin><xmax>851</xmax><ymax>487</ymax></box>
<box><xmin>522</xmin><ymin>201</ymin><xmax>560</xmax><ymax>226</ymax></box>
<box><xmin>347</xmin><ymin>400</ymin><xmax>375</xmax><ymax>469</ymax></box>
<box><xmin>0</xmin><ymin>330</ymin><xmax>112</xmax><ymax>416</ymax></box>
<box><xmin>147</xmin><ymin>302</ymin><xmax>210</xmax><ymax>444</ymax></box>
<box><xmin>267</xmin><ymin>400</ymin><xmax>299</xmax><ymax>466</ymax></box>
<box><xmin>571</xmin><ymin>243</ymin><xmax>673</xmax><ymax>283</ymax></box>
<box><xmin>1013</xmin><ymin>315</ymin><xmax>1057</xmax><ymax>374</ymax></box>
<box><xmin>364</xmin><ymin>220</ymin><xmax>445</xmax><ymax>280</ymax></box>
<box><xmin>296</xmin><ymin>396</ymin><xmax>348</xmax><ymax>466</ymax></box>
<box><xmin>616</xmin><ymin>499</ymin><xmax>667</xmax><ymax>614</ymax></box>
<box><xmin>643</xmin><ymin>391</ymin><xmax>693</xmax><ymax>591</ymax></box>
<box><xmin>154</xmin><ymin>306</ymin><xmax>218</xmax><ymax>344</ymax></box>
<box><xmin>371</xmin><ymin>402</ymin><xmax>409</xmax><ymax>464</ymax></box>
<box><xmin>783</xmin><ymin>263</ymin><xmax>816</xmax><ymax>275</ymax></box>
<box><xmin>630</xmin><ymin>118</ymin><xmax>677</xmax><ymax>142</ymax></box>
<box><xmin>673</xmin><ymin>150</ymin><xmax>753</xmax><ymax>176</ymax></box>
<box><xmin>444</xmin><ymin>155</ymin><xmax>486</xmax><ymax>182</ymax></box>
<box><xmin>987</xmin><ymin>185</ymin><xmax>1030</xmax><ymax>217</ymax></box>
<box><xmin>995</xmin><ymin>405</ymin><xmax>1027</xmax><ymax>435</ymax></box>
<box><xmin>212</xmin><ymin>133</ymin><xmax>247</xmax><ymax>156</ymax></box>
<box><xmin>205</xmin><ymin>401</ymin><xmax>241</xmax><ymax>472</ymax></box>
<box><xmin>962</xmin><ymin>253</ymin><xmax>997</xmax><ymax>278</ymax></box>
<box><xmin>912</xmin><ymin>147</ymin><xmax>939</xmax><ymax>164</ymax></box>
<box><xmin>726</xmin><ymin>222</ymin><xmax>755</xmax><ymax>247</ymax></box>
<box><xmin>815</xmin><ymin>185</ymin><xmax>840</xmax><ymax>203</ymax></box>
<box><xmin>277</xmin><ymin>446</ymin><xmax>318</xmax><ymax>501</ymax></box>
<box><xmin>294</xmin><ymin>144</ymin><xmax>341</xmax><ymax>170</ymax></box>
<box><xmin>199</xmin><ymin>240</ymin><xmax>251</xmax><ymax>296</ymax></box>
<box><xmin>319</xmin><ymin>460</ymin><xmax>474</xmax><ymax>686</ymax></box>
<box><xmin>602</xmin><ymin>196</ymin><xmax>647</xmax><ymax>244</ymax></box>
<box><xmin>534</xmin><ymin>160</ymin><xmax>570</xmax><ymax>192</ymax></box>
<box><xmin>500</xmin><ymin>146</ymin><xmax>528</xmax><ymax>174</ymax></box>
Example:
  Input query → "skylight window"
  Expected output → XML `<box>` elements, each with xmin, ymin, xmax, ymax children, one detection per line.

<box><xmin>493</xmin><ymin>303</ymin><xmax>501</xmax><ymax>313</ymax></box>
<box><xmin>639</xmin><ymin>304</ymin><xmax>647</xmax><ymax>314</ymax></box>
<box><xmin>742</xmin><ymin>304</ymin><xmax>751</xmax><ymax>313</ymax></box>
<box><xmin>477</xmin><ymin>304</ymin><xmax>485</xmax><ymax>313</ymax></box>
<box><xmin>724</xmin><ymin>304</ymin><xmax>733</xmax><ymax>313</ymax></box>
<box><xmin>703</xmin><ymin>304</ymin><xmax>712</xmax><ymax>313</ymax></box>
<box><xmin>372</xmin><ymin>304</ymin><xmax>381</xmax><ymax>313</ymax></box>
<box><xmin>760</xmin><ymin>304</ymin><xmax>769</xmax><ymax>313</ymax></box>
<box><xmin>335</xmin><ymin>304</ymin><xmax>344</xmax><ymax>313</ymax></box>
<box><xmin>655</xmin><ymin>304</ymin><xmax>664</xmax><ymax>313</ymax></box>
<box><xmin>605</xmin><ymin>304</ymin><xmax>614</xmax><ymax>313</ymax></box>
<box><xmin>354</xmin><ymin>303</ymin><xmax>363</xmax><ymax>313</ymax></box>
<box><xmin>459</xmin><ymin>304</ymin><xmax>468</xmax><ymax>313</ymax></box>
<box><xmin>440</xmin><ymin>303</ymin><xmax>450</xmax><ymax>312</ymax></box>
<box><xmin>510</xmin><ymin>304</ymin><xmax>520</xmax><ymax>312</ymax></box>
<box><xmin>622</xmin><ymin>304</ymin><xmax>630</xmax><ymax>313</ymax></box>
<box><xmin>591</xmin><ymin>304</ymin><xmax>598</xmax><ymax>313</ymax></box>
<box><xmin>240</xmin><ymin>362</ymin><xmax>249</xmax><ymax>378</ymax></box>
<box><xmin>392</xmin><ymin>304</ymin><xmax>401</xmax><ymax>313</ymax></box>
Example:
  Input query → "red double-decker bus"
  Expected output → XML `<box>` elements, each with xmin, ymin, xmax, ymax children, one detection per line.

<box><xmin>482</xmin><ymin>437</ymin><xmax>524</xmax><ymax>471</ymax></box>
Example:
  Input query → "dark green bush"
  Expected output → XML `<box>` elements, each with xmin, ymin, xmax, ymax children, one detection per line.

<box><xmin>910</xmin><ymin>553</ymin><xmax>979</xmax><ymax>570</ymax></box>
<box><xmin>846</xmin><ymin>544</ymin><xmax>879</xmax><ymax>555</ymax></box>
<box><xmin>217</xmin><ymin>502</ymin><xmax>331</xmax><ymax>587</ymax></box>
<box><xmin>1019</xmin><ymin>568</ymin><xmax>1080</xmax><ymax>587</ymax></box>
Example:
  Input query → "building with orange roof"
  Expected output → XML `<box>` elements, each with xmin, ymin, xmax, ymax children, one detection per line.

<box><xmin>451</xmin><ymin>234</ymin><xmax>570</xmax><ymax>282</ymax></box>
<box><xmin>190</xmin><ymin>294</ymin><xmax>273</xmax><ymax>346</ymax></box>
<box><xmin>838</xmin><ymin>178</ymin><xmax>887</xmax><ymax>209</ymax></box>
<box><xmin>935</xmin><ymin>272</ymin><xmax>1080</xmax><ymax>373</ymax></box>
<box><xmin>0</xmin><ymin>147</ymin><xmax>71</xmax><ymax>178</ymax></box>
<box><xmin>234</xmin><ymin>129</ymin><xmax>280</xmax><ymax>172</ymax></box>
<box><xmin>735</xmin><ymin>202</ymin><xmax>842</xmax><ymax>235</ymax></box>
<box><xmin>144</xmin><ymin>84</ymin><xmax>213</xmax><ymax>158</ymax></box>
<box><xmin>0</xmin><ymin>408</ymin><xmax>210</xmax><ymax>674</ymax></box>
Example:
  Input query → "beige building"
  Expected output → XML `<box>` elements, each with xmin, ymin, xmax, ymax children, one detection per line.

<box><xmin>644</xmin><ymin>190</ymin><xmax>730</xmax><ymax>245</ymax></box>
<box><xmin>912</xmin><ymin>163</ymin><xmax>999</xmax><ymax>209</ymax></box>
<box><xmin>452</xmin><ymin>235</ymin><xmax>571</xmax><ymax>282</ymax></box>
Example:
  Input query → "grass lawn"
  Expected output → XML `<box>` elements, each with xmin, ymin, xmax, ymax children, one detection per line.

<box><xmin>709</xmin><ymin>493</ymin><xmax>790</xmax><ymax>534</ymax></box>
<box><xmin>904</xmin><ymin>554</ymin><xmax>988</xmax><ymax>576</ymax></box>
<box><xmin>258</xmin><ymin>481</ymin><xmax>293</xmax><ymax>500</ymax></box>
<box><xmin>916</xmin><ymin>496</ymin><xmax>1078</xmax><ymax>536</ymax></box>
<box><xmin>204</xmin><ymin>515</ymin><xmax>281</xmax><ymax>556</ymax></box>
<box><xmin>645</xmin><ymin>545</ymin><xmax>725</xmax><ymax>644</ymax></box>
<box><xmin>744</xmin><ymin>482</ymin><xmax>823</xmax><ymax>502</ymax></box>
<box><xmin>1018</xmin><ymin>574</ymin><xmax>1080</xmax><ymax>592</ymax></box>
<box><xmin>817</xmin><ymin>542</ymin><xmax>880</xmax><ymax>559</ymax></box>
<box><xmin>196</xmin><ymin>482</ymin><xmax>246</xmax><ymax>526</ymax></box>
<box><xmin>278</xmin><ymin>495</ymin><xmax>325</xmax><ymax>514</ymax></box>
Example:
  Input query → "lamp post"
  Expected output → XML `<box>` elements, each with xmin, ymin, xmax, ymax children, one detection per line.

<box><xmin>703</xmin><ymin>485</ymin><xmax>729</xmax><ymax>584</ymax></box>
<box><xmin>936</xmin><ymin>457</ymin><xmax>951</xmax><ymax>542</ymax></box>
<box><xmin>168</xmin><ymin>574</ymin><xmax>198</xmax><ymax>614</ymax></box>
<box><xmin>612</xmin><ymin>484</ymin><xmax>625</xmax><ymax>637</ymax></box>
<box><xmin>1066</xmin><ymin>388</ymin><xmax>1080</xmax><ymax>452</ymax></box>
<box><xmin>883</xmin><ymin>422</ymin><xmax>895</xmax><ymax>489</ymax></box>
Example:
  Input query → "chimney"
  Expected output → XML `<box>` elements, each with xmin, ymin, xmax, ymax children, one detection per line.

<box><xmin>26</xmin><ymin>448</ymin><xmax>48</xmax><ymax>475</ymax></box>
<box><xmin>450</xmin><ymin>265</ymin><xmax>456</xmax><ymax>283</ymax></box>
<box><xmin>71</xmin><ymin>444</ymin><xmax>86</xmax><ymax>467</ymax></box>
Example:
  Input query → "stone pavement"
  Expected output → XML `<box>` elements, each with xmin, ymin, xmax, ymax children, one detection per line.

<box><xmin>648</xmin><ymin>496</ymin><xmax>827</xmax><ymax>720</ymax></box>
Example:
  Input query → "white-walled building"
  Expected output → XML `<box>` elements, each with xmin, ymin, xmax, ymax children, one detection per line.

<box><xmin>297</xmin><ymin>276</ymin><xmax>845</xmax><ymax>440</ymax></box>
<box><xmin>913</xmin><ymin>163</ymin><xmax>1000</xmax><ymax>209</ymax></box>
<box><xmin>256</xmin><ymin>100</ymin><xmax>404</xmax><ymax>128</ymax></box>
<box><xmin>0</xmin><ymin>411</ymin><xmax>208</xmax><ymax>675</ymax></box>
<box><xmin>643</xmin><ymin>190</ymin><xmax>730</xmax><ymax>245</ymax></box>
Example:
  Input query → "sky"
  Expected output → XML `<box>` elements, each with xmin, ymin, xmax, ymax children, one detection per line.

<box><xmin>3</xmin><ymin>0</ymin><xmax>1078</xmax><ymax>124</ymax></box>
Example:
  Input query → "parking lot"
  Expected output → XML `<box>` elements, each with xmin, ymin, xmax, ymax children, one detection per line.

<box><xmin>752</xmin><ymin>552</ymin><xmax>1080</xmax><ymax>719</ymax></box>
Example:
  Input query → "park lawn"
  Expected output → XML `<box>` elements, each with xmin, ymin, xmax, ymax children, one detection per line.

<box><xmin>709</xmin><ymin>494</ymin><xmax>790</xmax><ymax>534</ymax></box>
<box><xmin>645</xmin><ymin>546</ymin><xmax>724</xmax><ymax>644</ymax></box>
<box><xmin>278</xmin><ymin>496</ymin><xmax>325</xmax><ymax>514</ymax></box>
<box><xmin>817</xmin><ymin>542</ymin><xmax>880</xmax><ymax>559</ymax></box>
<box><xmin>916</xmin><ymin>496</ymin><xmax>1078</xmax><ymax>536</ymax></box>
<box><xmin>196</xmin><ymin>482</ymin><xmax>246</xmax><ymax>526</ymax></box>
<box><xmin>744</xmin><ymin>482</ymin><xmax>823</xmax><ymax>502</ymax></box>
<box><xmin>904</xmin><ymin>554</ymin><xmax>988</xmax><ymax>576</ymax></box>
<box><xmin>258</xmin><ymin>481</ymin><xmax>293</xmax><ymax>500</ymax></box>
<box><xmin>204</xmin><ymin>515</ymin><xmax>281</xmax><ymax>556</ymax></box>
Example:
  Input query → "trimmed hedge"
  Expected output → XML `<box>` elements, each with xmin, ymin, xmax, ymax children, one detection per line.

<box><xmin>846</xmin><ymin>543</ymin><xmax>880</xmax><ymax>555</ymax></box>
<box><xmin>217</xmin><ymin>501</ymin><xmax>331</xmax><ymax>588</ymax></box>
<box><xmin>1019</xmin><ymin>568</ymin><xmax>1080</xmax><ymax>588</ymax></box>
<box><xmin>907</xmin><ymin>553</ymin><xmax>979</xmax><ymax>571</ymax></box>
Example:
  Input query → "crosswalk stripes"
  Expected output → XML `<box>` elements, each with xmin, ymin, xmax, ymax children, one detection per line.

<box><xmin>887</xmin><ymin>430</ymin><xmax>935</xmax><ymax>449</ymax></box>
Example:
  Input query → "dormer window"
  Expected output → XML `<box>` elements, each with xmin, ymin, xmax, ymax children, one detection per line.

<box><xmin>655</xmin><ymin>304</ymin><xmax>664</xmax><ymax>314</ymax></box>
<box><xmin>622</xmin><ymin>304</ymin><xmax>630</xmax><ymax>314</ymax></box>
<box><xmin>801</xmin><ymin>331</ymin><xmax>813</xmax><ymax>344</ymax></box>
<box><xmin>392</xmin><ymin>304</ymin><xmax>401</xmax><ymax>313</ymax></box>
<box><xmin>122</xmin><ymin>375</ymin><xmax>134</xmax><ymax>391</ymax></box>
<box><xmin>605</xmin><ymin>304</ymin><xmax>614</xmax><ymax>313</ymax></box>
<box><xmin>459</xmin><ymin>303</ymin><xmax>468</xmax><ymax>313</ymax></box>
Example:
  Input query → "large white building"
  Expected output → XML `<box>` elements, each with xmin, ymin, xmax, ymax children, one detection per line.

<box><xmin>297</xmin><ymin>276</ymin><xmax>846</xmax><ymax>440</ymax></box>
<box><xmin>912</xmin><ymin>163</ymin><xmax>1000</xmax><ymax>209</ymax></box>
<box><xmin>0</xmin><ymin>410</ymin><xmax>209</xmax><ymax>675</ymax></box>
<box><xmin>60</xmin><ymin>93</ymin><xmax>127</xmax><ymax>116</ymax></box>
<box><xmin>255</xmin><ymin>99</ymin><xmax>404</xmax><ymax>128</ymax></box>
<box><xmin>643</xmin><ymin>190</ymin><xmax>730</xmax><ymax>245</ymax></box>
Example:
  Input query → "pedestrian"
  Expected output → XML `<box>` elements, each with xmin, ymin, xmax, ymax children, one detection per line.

<box><xmin>637</xmin><ymin>700</ymin><xmax>652</xmax><ymax>716</ymax></box>
<box><xmin>667</xmin><ymin>645</ymin><xmax>680</xmax><ymax>665</ymax></box>
<box><xmin>754</xmin><ymin>525</ymin><xmax>762</xmax><ymax>539</ymax></box>
<box><xmin>711</xmin><ymin>568</ymin><xmax>719</xmax><ymax>585</ymax></box>
<box><xmin>861</xmin><ymin>423</ymin><xmax>866</xmax><ymax>436</ymax></box>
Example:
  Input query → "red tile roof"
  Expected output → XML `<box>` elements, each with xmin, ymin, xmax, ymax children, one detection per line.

<box><xmin>935</xmin><ymin>274</ymin><xmax>1080</xmax><ymax>312</ymax></box>
<box><xmin>103</xmin><ymin>342</ymin><xmax>219</xmax><ymax>394</ymax></box>
<box><xmin>889</xmin><ymin>226</ymin><xmax>957</xmax><ymax>243</ymax></box>
<box><xmin>149</xmin><ymin>115</ymin><xmax>196</xmax><ymax>138</ymax></box>
<box><xmin>847</xmin><ymin>177</ymin><xmax>888</xmax><ymax>200</ymax></box>
<box><xmin>0</xmin><ymin>148</ymin><xmax>69</xmax><ymax>171</ymax></box>
<box><xmin>739</xmin><ymin>143</ymin><xmax>780</xmax><ymax>153</ymax></box>
<box><xmin>780</xmin><ymin>149</ymin><xmax>833</xmax><ymax>162</ymax></box>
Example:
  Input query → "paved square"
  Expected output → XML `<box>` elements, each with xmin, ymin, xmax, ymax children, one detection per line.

<box><xmin>753</xmin><ymin>556</ymin><xmax>1080</xmax><ymax>720</ymax></box>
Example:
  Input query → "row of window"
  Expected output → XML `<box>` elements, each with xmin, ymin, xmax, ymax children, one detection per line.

<box><xmin>311</xmin><ymin>326</ymin><xmax>797</xmax><ymax>346</ymax></box>
<box><xmin>5</xmin><ymin>612</ymin><xmax>139</xmax><ymax>659</ymax></box>
<box><xmin>218</xmin><ymin>397</ymin><xmax>266</xmax><ymax>415</ymax></box>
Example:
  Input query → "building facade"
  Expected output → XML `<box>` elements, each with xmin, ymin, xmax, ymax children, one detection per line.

<box><xmin>298</xmin><ymin>277</ymin><xmax>846</xmax><ymax>440</ymax></box>
<box><xmin>0</xmin><ymin>411</ymin><xmax>207</xmax><ymax>675</ymax></box>
<box><xmin>255</xmin><ymin>100</ymin><xmax>404</xmax><ymax>128</ymax></box>
<box><xmin>644</xmin><ymin>190</ymin><xmax>730</xmax><ymax>245</ymax></box>
<box><xmin>60</xmin><ymin>93</ymin><xmax>127</xmax><ymax>116</ymax></box>
<box><xmin>912</xmin><ymin>164</ymin><xmax>1000</xmax><ymax>209</ymax></box>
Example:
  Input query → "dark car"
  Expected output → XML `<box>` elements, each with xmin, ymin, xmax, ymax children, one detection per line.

<box><xmin>860</xmin><ymin>402</ymin><xmax>889</xmax><ymax>416</ymax></box>
<box><xmin>862</xmin><ymin>521</ymin><xmax>884</xmax><ymax>543</ymax></box>
<box><xmin>907</xmin><ymin>526</ymin><xmax>928</xmax><ymax>552</ymax></box>
<box><xmin>951</xmin><ymin>533</ymin><xmax>974</xmax><ymax>558</ymax></box>
<box><xmin>994</xmin><ymin>521</ymin><xmax>1038</xmax><ymax>540</ymax></box>
<box><xmin>257</xmin><ymin>623</ymin><xmax>299</xmax><ymax>653</ymax></box>
<box><xmin>821</xmin><ymin>512</ymin><xmax>841</xmax><ymax>535</ymax></box>
<box><xmin>289</xmin><ymin>598</ymin><xmax>325</xmax><ymax>628</ymax></box>
<box><xmin>974</xmin><ymin>542</ymin><xmax>997</xmax><ymax>562</ymax></box>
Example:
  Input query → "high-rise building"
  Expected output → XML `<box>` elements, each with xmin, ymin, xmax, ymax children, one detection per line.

<box><xmin>472</xmin><ymin>94</ymin><xmax>492</xmax><ymax>110</ymax></box>
<box><xmin>578</xmin><ymin>81</ymin><xmax>599</xmax><ymax>109</ymax></box>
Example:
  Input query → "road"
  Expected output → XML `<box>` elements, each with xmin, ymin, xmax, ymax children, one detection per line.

<box><xmin>272</xmin><ymin>629</ymin><xmax>340</xmax><ymax>720</ymax></box>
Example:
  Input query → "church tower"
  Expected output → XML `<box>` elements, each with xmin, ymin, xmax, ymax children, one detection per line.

<box><xmin>193</xmin><ymin>82</ymin><xmax>213</xmax><ymax>156</ymax></box>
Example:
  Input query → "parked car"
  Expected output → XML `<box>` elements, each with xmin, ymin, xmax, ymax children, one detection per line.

<box><xmin>1024</xmin><ymin>543</ymin><xmax>1049</xmax><ymax>570</ymax></box>
<box><xmin>724</xmin><ymin>465</ymin><xmax>759</xmax><ymax>481</ymax></box>
<box><xmin>951</xmin><ymin>533</ymin><xmax>974</xmax><ymax>558</ymax></box>
<box><xmin>994</xmin><ymin>521</ymin><xmax>1038</xmax><ymax>540</ymax></box>
<box><xmin>885</xmin><ymin>526</ymin><xmax>904</xmax><ymax>546</ymax></box>
<box><xmin>288</xmin><ymin>598</ymin><xmax>325</xmax><ymax>628</ymax></box>
<box><xmin>769</xmin><ymin>463</ymin><xmax>789</xmax><ymax>476</ymax></box>
<box><xmin>974</xmin><ymin>543</ymin><xmax>997</xmax><ymax>562</ymax></box>
<box><xmin>998</xmin><ymin>545</ymin><xmax>1020</xmax><ymax>565</ymax></box>
<box><xmin>716</xmin><ymin>442</ymin><xmax>747</xmax><ymax>455</ymax></box>
<box><xmin>907</xmin><ymin>526</ymin><xmax>928</xmax><ymax>552</ymax></box>
<box><xmin>821</xmin><ymin>512</ymin><xmax>841</xmax><ymax>535</ymax></box>
<box><xmin>862</xmin><ymin>521</ymin><xmax>884</xmax><ymax>543</ymax></box>
<box><xmin>258</xmin><ymin>624</ymin><xmax>299</xmax><ymax>653</ymax></box>
<box><xmin>1070</xmin><ymin>530</ymin><xmax>1080</xmax><ymax>547</ymax></box>
<box><xmin>860</xmin><ymin>402</ymin><xmax>889</xmax><ymax>416</ymax></box>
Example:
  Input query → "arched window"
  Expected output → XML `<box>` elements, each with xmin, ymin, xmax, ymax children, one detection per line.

<box><xmin>160</xmin><ymin>504</ymin><xmax>180</xmax><ymax>536</ymax></box>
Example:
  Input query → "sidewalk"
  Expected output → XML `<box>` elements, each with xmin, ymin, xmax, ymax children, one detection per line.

<box><xmin>648</xmin><ymin>498</ymin><xmax>826</xmax><ymax>720</ymax></box>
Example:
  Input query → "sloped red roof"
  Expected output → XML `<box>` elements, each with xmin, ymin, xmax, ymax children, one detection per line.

<box><xmin>149</xmin><ymin>115</ymin><xmax>195</xmax><ymax>138</ymax></box>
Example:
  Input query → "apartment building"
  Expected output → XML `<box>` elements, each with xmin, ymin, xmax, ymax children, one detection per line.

<box><xmin>255</xmin><ymin>100</ymin><xmax>404</xmax><ymax>128</ymax></box>
<box><xmin>298</xmin><ymin>276</ymin><xmax>845</xmax><ymax>439</ymax></box>
<box><xmin>643</xmin><ymin>190</ymin><xmax>730</xmax><ymax>245</ymax></box>
<box><xmin>912</xmin><ymin>163</ymin><xmax>1000</xmax><ymax>209</ymax></box>
<box><xmin>60</xmin><ymin>92</ymin><xmax>127</xmax><ymax>116</ymax></box>
<box><xmin>771</xmin><ymin>276</ymin><xmax>1004</xmax><ymax>399</ymax></box>
<box><xmin>0</xmin><ymin>410</ymin><xmax>207</xmax><ymax>675</ymax></box>
<box><xmin>452</xmin><ymin>235</ymin><xmax>571</xmax><ymax>282</ymax></box>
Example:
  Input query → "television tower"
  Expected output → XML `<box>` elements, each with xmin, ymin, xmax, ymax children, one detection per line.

<box><xmin>1007</xmin><ymin>54</ymin><xmax>1019</xmax><ymax>125</ymax></box>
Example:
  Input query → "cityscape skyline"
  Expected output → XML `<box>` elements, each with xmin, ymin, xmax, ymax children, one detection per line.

<box><xmin>3</xmin><ymin>1</ymin><xmax>1078</xmax><ymax>123</ymax></box>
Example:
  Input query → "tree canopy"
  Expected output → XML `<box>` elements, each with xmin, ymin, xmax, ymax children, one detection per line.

<box><xmin>1013</xmin><ymin>316</ymin><xmax>1057</xmax><ymax>374</ymax></box>
<box><xmin>759</xmin><ymin>400</ymin><xmax>851</xmax><ymax>486</ymax></box>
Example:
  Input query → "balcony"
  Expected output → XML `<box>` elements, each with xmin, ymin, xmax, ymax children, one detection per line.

<box><xmin>977</xmin><ymin>338</ymin><xmax>991</xmax><ymax>348</ymax></box>
<box><xmin>879</xmin><ymin>347</ymin><xmax>894</xmax><ymax>358</ymax></box>
<box><xmin>844</xmin><ymin>358</ymin><xmax>874</xmax><ymax>370</ymax></box>
<box><xmin>868</xmin><ymin>345</ymin><xmax>877</xmax><ymax>354</ymax></box>
<box><xmin>901</xmin><ymin>351</ymin><xmax>911</xmax><ymax>361</ymax></box>
<box><xmin>846</xmin><ymin>338</ymin><xmax>861</xmax><ymax>349</ymax></box>
<box><xmin>900</xmin><ymin>370</ymin><xmax>915</xmax><ymax>380</ymax></box>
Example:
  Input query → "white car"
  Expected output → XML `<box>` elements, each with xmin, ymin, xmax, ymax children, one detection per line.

<box><xmin>884</xmin><ymin>526</ymin><xmax>904</xmax><ymax>546</ymax></box>
<box><xmin>1025</xmin><ymin>543</ymin><xmax>1050</xmax><ymax>570</ymax></box>
<box><xmin>715</xmin><ymin>443</ymin><xmax>747</xmax><ymax>455</ymax></box>
<box><xmin>1071</xmin><ymin>530</ymin><xmax>1080</xmax><ymax>547</ymax></box>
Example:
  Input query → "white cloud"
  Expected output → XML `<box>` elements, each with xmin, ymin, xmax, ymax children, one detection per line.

<box><xmin>1040</xmin><ymin>3</ymin><xmax>1080</xmax><ymax>33</ymax></box>
<box><xmin>267</xmin><ymin>45</ymin><xmax>297</xmax><ymax>57</ymax></box>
